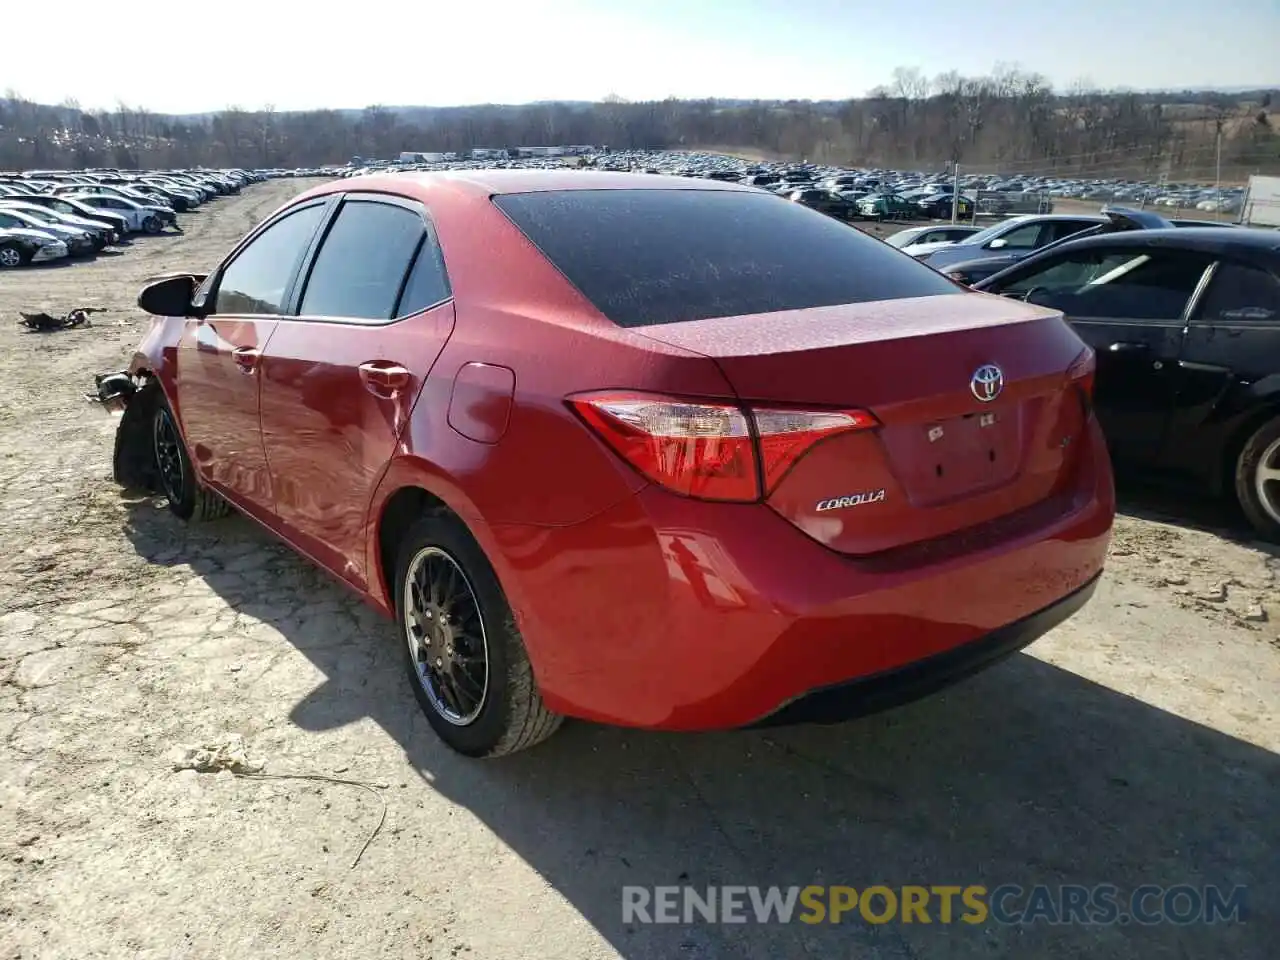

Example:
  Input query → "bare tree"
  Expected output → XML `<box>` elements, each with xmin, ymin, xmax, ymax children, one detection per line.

<box><xmin>1</xmin><ymin>71</ymin><xmax>1278</xmax><ymax>181</ymax></box>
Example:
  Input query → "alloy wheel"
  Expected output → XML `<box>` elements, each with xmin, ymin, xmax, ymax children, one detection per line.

<box><xmin>403</xmin><ymin>546</ymin><xmax>490</xmax><ymax>726</ymax></box>
<box><xmin>1255</xmin><ymin>436</ymin><xmax>1280</xmax><ymax>526</ymax></box>
<box><xmin>0</xmin><ymin>247</ymin><xmax>21</xmax><ymax>268</ymax></box>
<box><xmin>152</xmin><ymin>408</ymin><xmax>186</xmax><ymax>505</ymax></box>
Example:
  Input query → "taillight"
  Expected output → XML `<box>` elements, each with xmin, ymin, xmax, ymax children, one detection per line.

<box><xmin>1067</xmin><ymin>348</ymin><xmax>1096</xmax><ymax>414</ymax></box>
<box><xmin>753</xmin><ymin>407</ymin><xmax>878</xmax><ymax>493</ymax></box>
<box><xmin>568</xmin><ymin>392</ymin><xmax>878</xmax><ymax>502</ymax></box>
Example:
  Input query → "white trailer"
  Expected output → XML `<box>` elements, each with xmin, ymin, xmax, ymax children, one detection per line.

<box><xmin>1241</xmin><ymin>175</ymin><xmax>1280</xmax><ymax>227</ymax></box>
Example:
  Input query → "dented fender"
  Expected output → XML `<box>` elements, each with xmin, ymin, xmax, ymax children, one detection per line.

<box><xmin>88</xmin><ymin>316</ymin><xmax>184</xmax><ymax>411</ymax></box>
<box><xmin>88</xmin><ymin>315</ymin><xmax>187</xmax><ymax>492</ymax></box>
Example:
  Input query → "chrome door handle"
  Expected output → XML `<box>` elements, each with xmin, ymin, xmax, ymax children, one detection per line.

<box><xmin>358</xmin><ymin>362</ymin><xmax>411</xmax><ymax>396</ymax></box>
<box><xmin>232</xmin><ymin>346</ymin><xmax>260</xmax><ymax>374</ymax></box>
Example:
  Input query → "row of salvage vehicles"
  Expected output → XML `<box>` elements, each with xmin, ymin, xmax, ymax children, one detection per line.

<box><xmin>0</xmin><ymin>168</ymin><xmax>260</xmax><ymax>268</ymax></box>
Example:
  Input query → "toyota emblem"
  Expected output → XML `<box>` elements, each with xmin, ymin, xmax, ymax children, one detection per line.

<box><xmin>970</xmin><ymin>364</ymin><xmax>1004</xmax><ymax>403</ymax></box>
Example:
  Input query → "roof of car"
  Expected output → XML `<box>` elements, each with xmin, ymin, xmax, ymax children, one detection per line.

<box><xmin>999</xmin><ymin>213</ymin><xmax>1106</xmax><ymax>224</ymax></box>
<box><xmin>1060</xmin><ymin>225</ymin><xmax>1280</xmax><ymax>256</ymax></box>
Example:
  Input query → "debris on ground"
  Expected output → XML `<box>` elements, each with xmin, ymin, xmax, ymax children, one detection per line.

<box><xmin>172</xmin><ymin>734</ymin><xmax>265</xmax><ymax>774</ymax></box>
<box><xmin>170</xmin><ymin>734</ymin><xmax>387</xmax><ymax>868</ymax></box>
<box><xmin>18</xmin><ymin>307</ymin><xmax>101</xmax><ymax>332</ymax></box>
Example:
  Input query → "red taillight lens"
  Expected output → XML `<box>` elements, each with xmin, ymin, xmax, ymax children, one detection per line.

<box><xmin>569</xmin><ymin>392</ymin><xmax>878</xmax><ymax>502</ymax></box>
<box><xmin>753</xmin><ymin>407</ymin><xmax>879</xmax><ymax>493</ymax></box>
<box><xmin>1067</xmin><ymin>348</ymin><xmax>1096</xmax><ymax>413</ymax></box>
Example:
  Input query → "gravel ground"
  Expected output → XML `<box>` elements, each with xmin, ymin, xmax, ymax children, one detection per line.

<box><xmin>0</xmin><ymin>180</ymin><xmax>1277</xmax><ymax>959</ymax></box>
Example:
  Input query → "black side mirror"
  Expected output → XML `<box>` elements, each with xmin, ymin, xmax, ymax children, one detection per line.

<box><xmin>137</xmin><ymin>273</ymin><xmax>204</xmax><ymax>317</ymax></box>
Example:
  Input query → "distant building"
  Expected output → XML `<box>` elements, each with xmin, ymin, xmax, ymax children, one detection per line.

<box><xmin>399</xmin><ymin>151</ymin><xmax>450</xmax><ymax>163</ymax></box>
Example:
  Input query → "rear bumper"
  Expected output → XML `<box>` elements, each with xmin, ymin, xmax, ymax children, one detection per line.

<box><xmin>488</xmin><ymin>418</ymin><xmax>1114</xmax><ymax>731</ymax></box>
<box><xmin>755</xmin><ymin>571</ymin><xmax>1099</xmax><ymax>726</ymax></box>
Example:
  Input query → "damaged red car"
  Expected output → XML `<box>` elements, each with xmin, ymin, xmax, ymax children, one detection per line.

<box><xmin>94</xmin><ymin>171</ymin><xmax>1114</xmax><ymax>757</ymax></box>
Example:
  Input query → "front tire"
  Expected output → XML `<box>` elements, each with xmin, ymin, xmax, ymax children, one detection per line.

<box><xmin>143</xmin><ymin>216</ymin><xmax>162</xmax><ymax>234</ymax></box>
<box><xmin>394</xmin><ymin>513</ymin><xmax>561</xmax><ymax>757</ymax></box>
<box><xmin>1235</xmin><ymin>417</ymin><xmax>1280</xmax><ymax>541</ymax></box>
<box><xmin>0</xmin><ymin>243</ymin><xmax>28</xmax><ymax>268</ymax></box>
<box><xmin>150</xmin><ymin>392</ymin><xmax>231</xmax><ymax>522</ymax></box>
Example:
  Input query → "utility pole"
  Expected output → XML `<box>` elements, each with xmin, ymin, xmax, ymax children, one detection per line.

<box><xmin>1214</xmin><ymin>117</ymin><xmax>1224</xmax><ymax>215</ymax></box>
<box><xmin>951</xmin><ymin>161</ymin><xmax>960</xmax><ymax>224</ymax></box>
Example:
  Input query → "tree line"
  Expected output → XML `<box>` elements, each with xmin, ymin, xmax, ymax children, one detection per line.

<box><xmin>2</xmin><ymin>66</ymin><xmax>1277</xmax><ymax>182</ymax></box>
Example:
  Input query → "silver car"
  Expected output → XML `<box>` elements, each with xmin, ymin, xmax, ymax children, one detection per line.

<box><xmin>912</xmin><ymin>215</ymin><xmax>1104</xmax><ymax>272</ymax></box>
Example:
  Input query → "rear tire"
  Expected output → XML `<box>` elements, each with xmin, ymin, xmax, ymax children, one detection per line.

<box><xmin>1234</xmin><ymin>416</ymin><xmax>1280</xmax><ymax>542</ymax></box>
<box><xmin>394</xmin><ymin>512</ymin><xmax>561</xmax><ymax>757</ymax></box>
<box><xmin>150</xmin><ymin>391</ymin><xmax>231</xmax><ymax>522</ymax></box>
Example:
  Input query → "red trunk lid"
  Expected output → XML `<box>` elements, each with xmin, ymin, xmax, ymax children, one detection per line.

<box><xmin>636</xmin><ymin>294</ymin><xmax>1092</xmax><ymax>556</ymax></box>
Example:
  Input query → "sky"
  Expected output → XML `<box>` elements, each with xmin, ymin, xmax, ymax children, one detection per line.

<box><xmin>6</xmin><ymin>0</ymin><xmax>1278</xmax><ymax>114</ymax></box>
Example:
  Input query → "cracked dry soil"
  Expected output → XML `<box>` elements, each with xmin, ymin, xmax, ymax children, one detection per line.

<box><xmin>0</xmin><ymin>181</ymin><xmax>1277</xmax><ymax>960</ymax></box>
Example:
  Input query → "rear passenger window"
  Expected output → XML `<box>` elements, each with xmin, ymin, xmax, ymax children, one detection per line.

<box><xmin>1049</xmin><ymin>220</ymin><xmax>1098</xmax><ymax>243</ymax></box>
<box><xmin>1194</xmin><ymin>263</ymin><xmax>1280</xmax><ymax>324</ymax></box>
<box><xmin>300</xmin><ymin>200</ymin><xmax>424</xmax><ymax>321</ymax></box>
<box><xmin>395</xmin><ymin>235</ymin><xmax>452</xmax><ymax>316</ymax></box>
<box><xmin>1060</xmin><ymin>250</ymin><xmax>1214</xmax><ymax>321</ymax></box>
<box><xmin>995</xmin><ymin>223</ymin><xmax>1048</xmax><ymax>249</ymax></box>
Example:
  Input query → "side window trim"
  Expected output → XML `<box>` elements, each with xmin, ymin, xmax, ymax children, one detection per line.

<box><xmin>1182</xmin><ymin>261</ymin><xmax>1221</xmax><ymax>327</ymax></box>
<box><xmin>392</xmin><ymin>233</ymin><xmax>429</xmax><ymax>317</ymax></box>
<box><xmin>281</xmin><ymin>196</ymin><xmax>344</xmax><ymax>315</ymax></box>
<box><xmin>204</xmin><ymin>196</ymin><xmax>336</xmax><ymax>315</ymax></box>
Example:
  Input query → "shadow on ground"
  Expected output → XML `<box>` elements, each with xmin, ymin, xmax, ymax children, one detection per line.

<box><xmin>121</xmin><ymin>499</ymin><xmax>1277</xmax><ymax>960</ymax></box>
<box><xmin>1115</xmin><ymin>474</ymin><xmax>1279</xmax><ymax>560</ymax></box>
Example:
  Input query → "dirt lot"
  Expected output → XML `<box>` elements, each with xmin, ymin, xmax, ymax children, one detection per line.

<box><xmin>0</xmin><ymin>180</ymin><xmax>1277</xmax><ymax>959</ymax></box>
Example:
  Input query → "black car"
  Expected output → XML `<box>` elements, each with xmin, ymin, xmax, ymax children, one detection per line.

<box><xmin>974</xmin><ymin>227</ymin><xmax>1280</xmax><ymax>539</ymax></box>
<box><xmin>786</xmin><ymin>188</ymin><xmax>859</xmax><ymax>222</ymax></box>
<box><xmin>916</xmin><ymin>193</ymin><xmax>973</xmax><ymax>220</ymax></box>
<box><xmin>132</xmin><ymin>183</ymin><xmax>192</xmax><ymax>211</ymax></box>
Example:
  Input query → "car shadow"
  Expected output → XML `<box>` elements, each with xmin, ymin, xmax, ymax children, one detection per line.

<box><xmin>20</xmin><ymin>259</ymin><xmax>79</xmax><ymax>271</ymax></box>
<box><xmin>1114</xmin><ymin>473</ymin><xmax>1277</xmax><ymax>552</ymax></box>
<box><xmin>119</xmin><ymin>500</ymin><xmax>1277</xmax><ymax>959</ymax></box>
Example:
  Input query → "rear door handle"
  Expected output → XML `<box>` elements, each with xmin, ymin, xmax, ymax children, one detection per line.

<box><xmin>359</xmin><ymin>361</ymin><xmax>411</xmax><ymax>397</ymax></box>
<box><xmin>1106</xmin><ymin>341</ymin><xmax>1150</xmax><ymax>354</ymax></box>
<box><xmin>232</xmin><ymin>346</ymin><xmax>260</xmax><ymax>373</ymax></box>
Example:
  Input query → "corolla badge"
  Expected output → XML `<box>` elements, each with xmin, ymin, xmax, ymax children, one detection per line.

<box><xmin>970</xmin><ymin>364</ymin><xmax>1004</xmax><ymax>403</ymax></box>
<box><xmin>815</xmin><ymin>489</ymin><xmax>886</xmax><ymax>512</ymax></box>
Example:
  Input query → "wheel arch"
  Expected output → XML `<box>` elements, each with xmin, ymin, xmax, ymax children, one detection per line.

<box><xmin>365</xmin><ymin>456</ymin><xmax>559</xmax><ymax>692</ymax></box>
<box><xmin>365</xmin><ymin>456</ymin><xmax>496</xmax><ymax>610</ymax></box>
<box><xmin>1215</xmin><ymin>390</ymin><xmax>1280</xmax><ymax>497</ymax></box>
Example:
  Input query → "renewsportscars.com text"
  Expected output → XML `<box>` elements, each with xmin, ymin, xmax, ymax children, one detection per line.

<box><xmin>622</xmin><ymin>884</ymin><xmax>1247</xmax><ymax>926</ymax></box>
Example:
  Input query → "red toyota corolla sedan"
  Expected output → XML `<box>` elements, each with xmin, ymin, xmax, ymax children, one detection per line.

<box><xmin>95</xmin><ymin>171</ymin><xmax>1114</xmax><ymax>757</ymax></box>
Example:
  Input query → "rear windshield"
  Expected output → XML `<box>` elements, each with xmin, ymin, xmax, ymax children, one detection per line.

<box><xmin>493</xmin><ymin>189</ymin><xmax>957</xmax><ymax>327</ymax></box>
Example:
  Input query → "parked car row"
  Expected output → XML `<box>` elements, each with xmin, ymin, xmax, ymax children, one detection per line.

<box><xmin>0</xmin><ymin>167</ymin><xmax>263</xmax><ymax>268</ymax></box>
